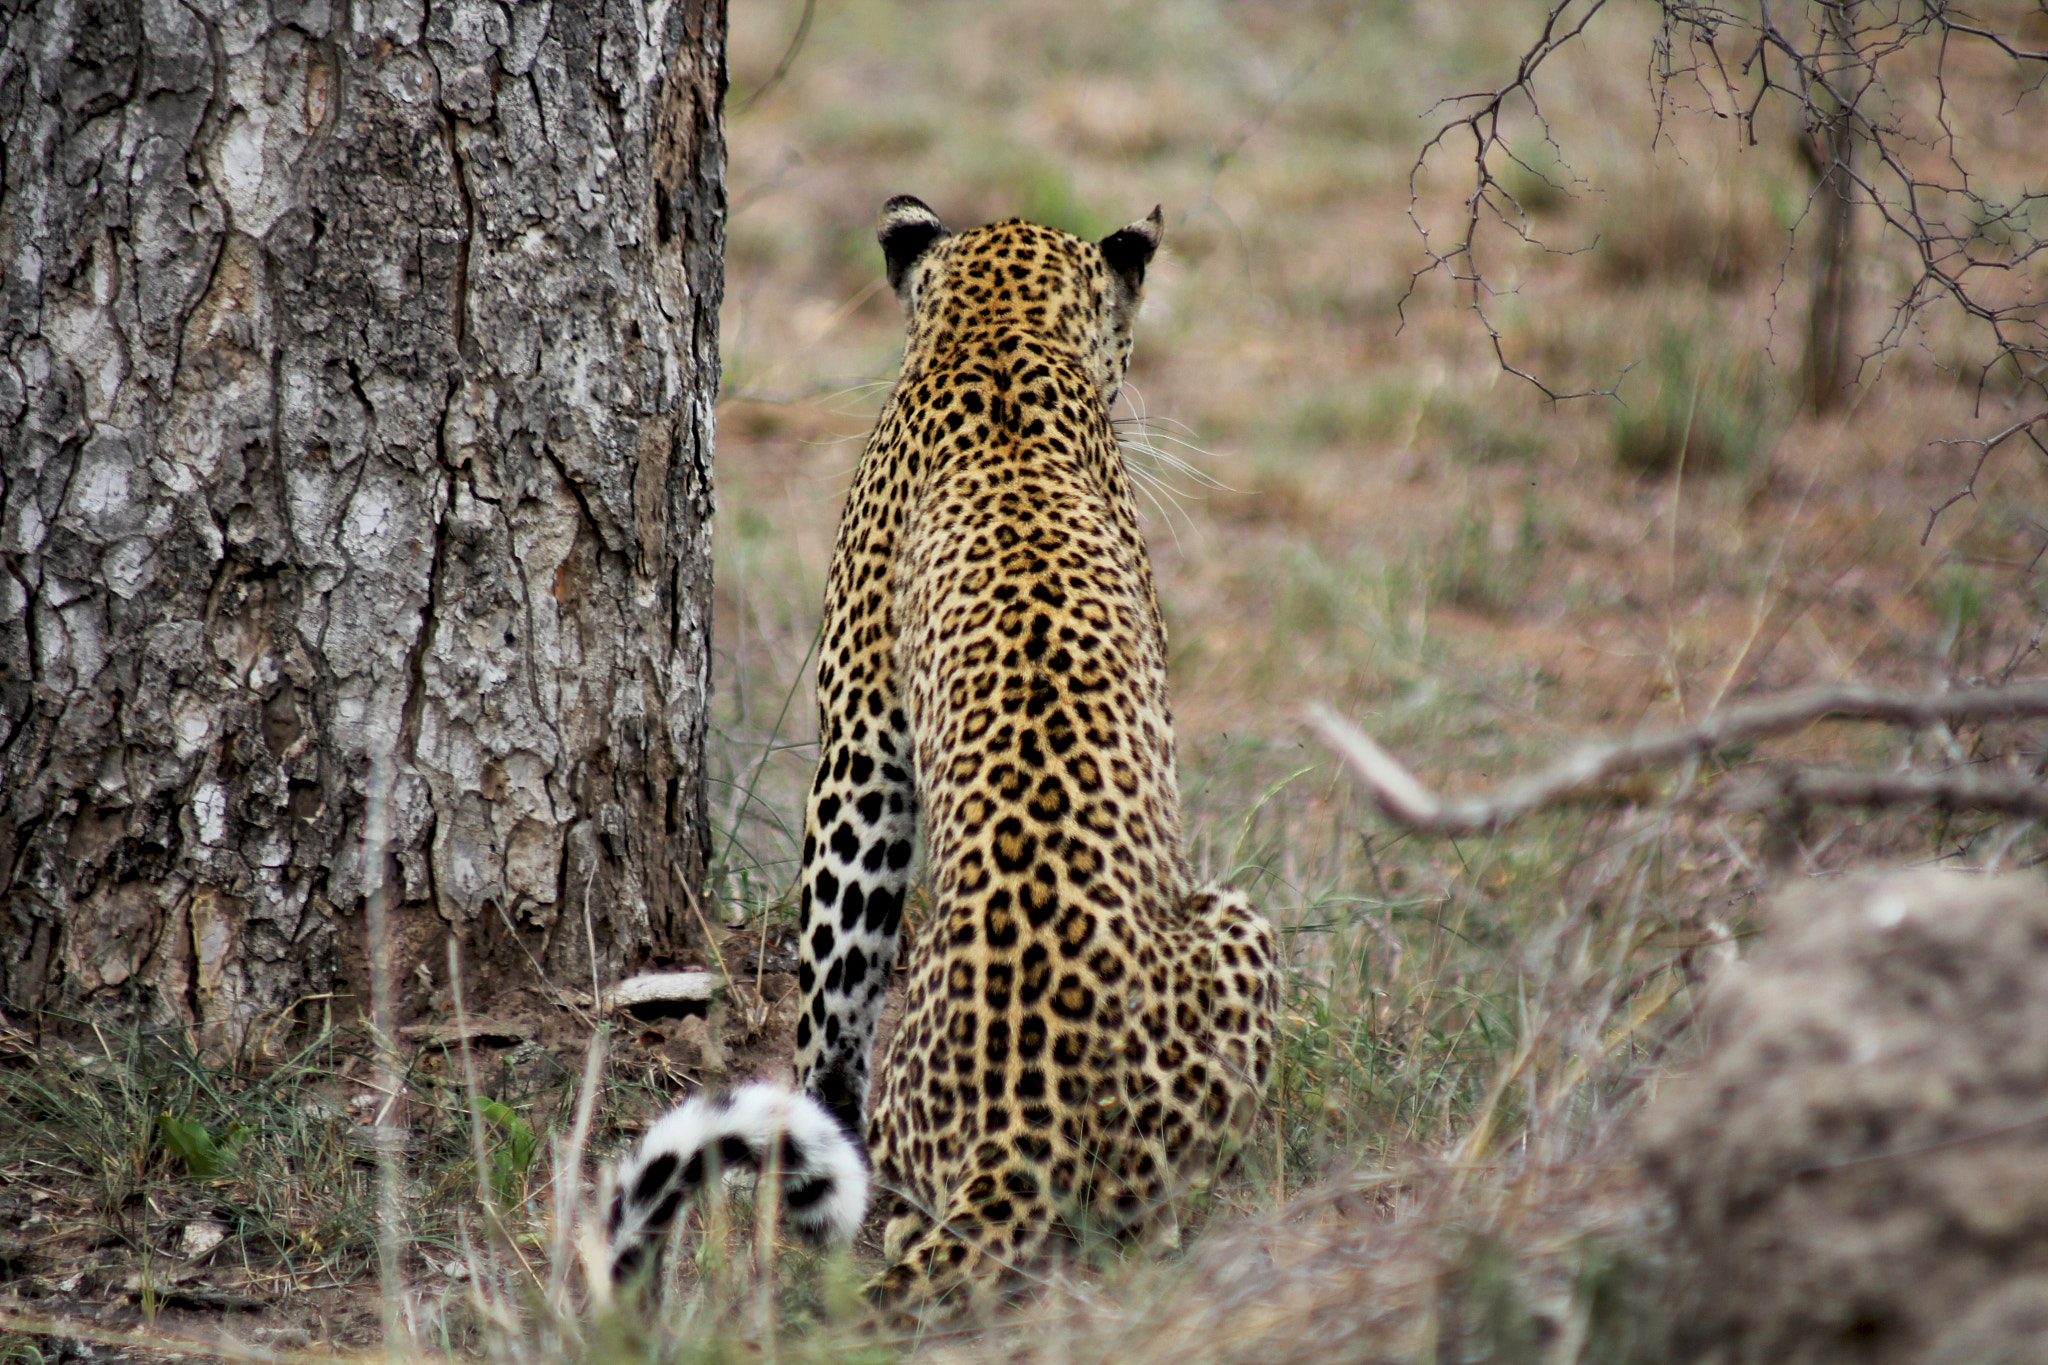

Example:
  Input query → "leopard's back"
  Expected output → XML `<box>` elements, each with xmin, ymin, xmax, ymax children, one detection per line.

<box><xmin>606</xmin><ymin>199</ymin><xmax>1277</xmax><ymax>1314</ymax></box>
<box><xmin>800</xmin><ymin>201</ymin><xmax>1278</xmax><ymax>1303</ymax></box>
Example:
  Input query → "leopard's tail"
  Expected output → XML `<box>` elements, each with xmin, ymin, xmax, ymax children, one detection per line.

<box><xmin>606</xmin><ymin>1081</ymin><xmax>869</xmax><ymax>1281</ymax></box>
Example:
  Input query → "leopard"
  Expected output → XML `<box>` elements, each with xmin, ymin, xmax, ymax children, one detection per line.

<box><xmin>608</xmin><ymin>196</ymin><xmax>1279</xmax><ymax>1313</ymax></box>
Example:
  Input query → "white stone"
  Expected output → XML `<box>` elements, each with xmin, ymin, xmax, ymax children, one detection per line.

<box><xmin>604</xmin><ymin>971</ymin><xmax>718</xmax><ymax>1011</ymax></box>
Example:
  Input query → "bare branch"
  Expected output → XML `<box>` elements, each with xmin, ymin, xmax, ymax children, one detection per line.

<box><xmin>1403</xmin><ymin>0</ymin><xmax>1622</xmax><ymax>403</ymax></box>
<box><xmin>1725</xmin><ymin>766</ymin><xmax>2048</xmax><ymax>820</ymax></box>
<box><xmin>1417</xmin><ymin>0</ymin><xmax>2048</xmax><ymax>443</ymax></box>
<box><xmin>1308</xmin><ymin>681</ymin><xmax>2048</xmax><ymax>835</ymax></box>
<box><xmin>732</xmin><ymin>0</ymin><xmax>817</xmax><ymax>115</ymax></box>
<box><xmin>1922</xmin><ymin>409</ymin><xmax>2048</xmax><ymax>544</ymax></box>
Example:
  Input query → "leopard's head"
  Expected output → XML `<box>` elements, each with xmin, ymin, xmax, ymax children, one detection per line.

<box><xmin>878</xmin><ymin>195</ymin><xmax>1163</xmax><ymax>409</ymax></box>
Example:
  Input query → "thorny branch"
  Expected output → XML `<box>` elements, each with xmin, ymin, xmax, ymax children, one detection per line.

<box><xmin>1921</xmin><ymin>407</ymin><xmax>2048</xmax><ymax>543</ymax></box>
<box><xmin>1410</xmin><ymin>0</ymin><xmax>2048</xmax><ymax>483</ymax></box>
<box><xmin>1403</xmin><ymin>0</ymin><xmax>1618</xmax><ymax>402</ymax></box>
<box><xmin>1307</xmin><ymin>681</ymin><xmax>2048</xmax><ymax>835</ymax></box>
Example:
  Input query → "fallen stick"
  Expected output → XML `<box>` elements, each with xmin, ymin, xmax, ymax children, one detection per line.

<box><xmin>1307</xmin><ymin>681</ymin><xmax>2048</xmax><ymax>835</ymax></box>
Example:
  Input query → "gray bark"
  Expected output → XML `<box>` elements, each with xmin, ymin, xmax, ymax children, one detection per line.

<box><xmin>0</xmin><ymin>0</ymin><xmax>725</xmax><ymax>1033</ymax></box>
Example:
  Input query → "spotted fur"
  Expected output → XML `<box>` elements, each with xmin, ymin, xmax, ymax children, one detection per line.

<box><xmin>610</xmin><ymin>197</ymin><xmax>1278</xmax><ymax>1309</ymax></box>
<box><xmin>606</xmin><ymin>1081</ymin><xmax>867</xmax><ymax>1281</ymax></box>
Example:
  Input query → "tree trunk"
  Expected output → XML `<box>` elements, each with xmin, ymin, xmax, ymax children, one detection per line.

<box><xmin>0</xmin><ymin>0</ymin><xmax>725</xmax><ymax>1038</ymax></box>
<box><xmin>1803</xmin><ymin>113</ymin><xmax>1856</xmax><ymax>414</ymax></box>
<box><xmin>1802</xmin><ymin>3</ymin><xmax>1859</xmax><ymax>415</ymax></box>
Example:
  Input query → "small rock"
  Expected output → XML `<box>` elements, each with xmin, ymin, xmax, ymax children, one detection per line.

<box><xmin>606</xmin><ymin>971</ymin><xmax>718</xmax><ymax>1020</ymax></box>
<box><xmin>180</xmin><ymin>1216</ymin><xmax>228</xmax><ymax>1259</ymax></box>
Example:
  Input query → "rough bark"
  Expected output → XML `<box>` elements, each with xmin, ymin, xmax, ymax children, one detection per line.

<box><xmin>0</xmin><ymin>0</ymin><xmax>725</xmax><ymax>1036</ymax></box>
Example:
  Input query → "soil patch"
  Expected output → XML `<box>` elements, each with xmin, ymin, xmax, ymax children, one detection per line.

<box><xmin>1641</xmin><ymin>870</ymin><xmax>2048</xmax><ymax>1365</ymax></box>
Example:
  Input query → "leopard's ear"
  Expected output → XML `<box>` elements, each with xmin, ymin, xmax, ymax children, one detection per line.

<box><xmin>878</xmin><ymin>196</ymin><xmax>950</xmax><ymax>296</ymax></box>
<box><xmin>1098</xmin><ymin>207</ymin><xmax>1164</xmax><ymax>293</ymax></box>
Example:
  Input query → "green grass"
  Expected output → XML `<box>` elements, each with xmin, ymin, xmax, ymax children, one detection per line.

<box><xmin>1611</xmin><ymin>326</ymin><xmax>1783</xmax><ymax>476</ymax></box>
<box><xmin>0</xmin><ymin>1023</ymin><xmax>383</xmax><ymax>1280</ymax></box>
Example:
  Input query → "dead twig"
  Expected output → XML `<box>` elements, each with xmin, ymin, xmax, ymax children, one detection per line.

<box><xmin>1308</xmin><ymin>681</ymin><xmax>2048</xmax><ymax>835</ymax></box>
<box><xmin>732</xmin><ymin>0</ymin><xmax>816</xmax><ymax>115</ymax></box>
<box><xmin>1921</xmin><ymin>409</ymin><xmax>2048</xmax><ymax>545</ymax></box>
<box><xmin>1725</xmin><ymin>766</ymin><xmax>2048</xmax><ymax>821</ymax></box>
<box><xmin>1403</xmin><ymin>0</ymin><xmax>1619</xmax><ymax>402</ymax></box>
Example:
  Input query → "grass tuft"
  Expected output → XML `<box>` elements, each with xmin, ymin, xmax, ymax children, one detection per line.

<box><xmin>1611</xmin><ymin>327</ymin><xmax>1782</xmax><ymax>476</ymax></box>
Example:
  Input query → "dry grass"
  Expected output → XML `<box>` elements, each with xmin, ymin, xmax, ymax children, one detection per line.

<box><xmin>6</xmin><ymin>0</ymin><xmax>2046</xmax><ymax>1360</ymax></box>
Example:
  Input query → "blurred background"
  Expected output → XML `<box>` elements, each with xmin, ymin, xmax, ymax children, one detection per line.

<box><xmin>709</xmin><ymin>0</ymin><xmax>2046</xmax><ymax>925</ymax></box>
